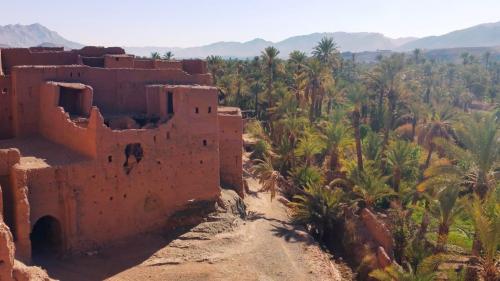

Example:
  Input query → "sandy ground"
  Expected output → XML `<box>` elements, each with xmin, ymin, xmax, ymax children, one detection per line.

<box><xmin>38</xmin><ymin>177</ymin><xmax>349</xmax><ymax>281</ymax></box>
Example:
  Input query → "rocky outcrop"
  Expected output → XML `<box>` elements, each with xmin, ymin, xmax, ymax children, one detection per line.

<box><xmin>360</xmin><ymin>208</ymin><xmax>394</xmax><ymax>259</ymax></box>
<box><xmin>340</xmin><ymin>208</ymin><xmax>396</xmax><ymax>279</ymax></box>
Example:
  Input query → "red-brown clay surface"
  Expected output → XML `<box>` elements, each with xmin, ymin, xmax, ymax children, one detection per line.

<box><xmin>32</xmin><ymin>176</ymin><xmax>346</xmax><ymax>281</ymax></box>
<box><xmin>0</xmin><ymin>46</ymin><xmax>243</xmax><ymax>275</ymax></box>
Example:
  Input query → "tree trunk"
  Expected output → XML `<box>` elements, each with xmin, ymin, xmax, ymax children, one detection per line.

<box><xmin>436</xmin><ymin>223</ymin><xmax>449</xmax><ymax>253</ymax></box>
<box><xmin>471</xmin><ymin>232</ymin><xmax>482</xmax><ymax>257</ymax></box>
<box><xmin>417</xmin><ymin>208</ymin><xmax>430</xmax><ymax>241</ymax></box>
<box><xmin>424</xmin><ymin>144</ymin><xmax>434</xmax><ymax>168</ymax></box>
<box><xmin>393</xmin><ymin>167</ymin><xmax>401</xmax><ymax>193</ymax></box>
<box><xmin>353</xmin><ymin>109</ymin><xmax>363</xmax><ymax>171</ymax></box>
<box><xmin>411</xmin><ymin>118</ymin><xmax>417</xmax><ymax>142</ymax></box>
<box><xmin>329</xmin><ymin>146</ymin><xmax>340</xmax><ymax>173</ymax></box>
<box><xmin>254</xmin><ymin>91</ymin><xmax>259</xmax><ymax>118</ymax></box>
<box><xmin>267</xmin><ymin>69</ymin><xmax>273</xmax><ymax>109</ymax></box>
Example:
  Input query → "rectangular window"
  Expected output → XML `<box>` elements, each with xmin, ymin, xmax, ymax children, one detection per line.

<box><xmin>167</xmin><ymin>92</ymin><xmax>174</xmax><ymax>114</ymax></box>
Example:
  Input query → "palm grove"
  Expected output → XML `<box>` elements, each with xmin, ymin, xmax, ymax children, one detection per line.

<box><xmin>199</xmin><ymin>38</ymin><xmax>499</xmax><ymax>280</ymax></box>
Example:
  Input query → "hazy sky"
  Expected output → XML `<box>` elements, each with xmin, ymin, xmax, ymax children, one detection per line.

<box><xmin>1</xmin><ymin>0</ymin><xmax>499</xmax><ymax>47</ymax></box>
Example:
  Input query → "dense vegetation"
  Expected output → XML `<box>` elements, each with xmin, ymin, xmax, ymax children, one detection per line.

<box><xmin>198</xmin><ymin>39</ymin><xmax>498</xmax><ymax>280</ymax></box>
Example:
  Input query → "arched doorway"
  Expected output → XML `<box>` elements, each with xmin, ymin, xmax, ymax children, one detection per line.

<box><xmin>30</xmin><ymin>216</ymin><xmax>62</xmax><ymax>258</ymax></box>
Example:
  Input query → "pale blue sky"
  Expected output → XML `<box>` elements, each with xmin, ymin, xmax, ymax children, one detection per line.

<box><xmin>2</xmin><ymin>0</ymin><xmax>499</xmax><ymax>47</ymax></box>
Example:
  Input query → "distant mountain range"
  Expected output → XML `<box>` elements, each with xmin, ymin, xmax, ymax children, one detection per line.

<box><xmin>1</xmin><ymin>21</ymin><xmax>500</xmax><ymax>59</ymax></box>
<box><xmin>125</xmin><ymin>33</ymin><xmax>417</xmax><ymax>58</ymax></box>
<box><xmin>0</xmin><ymin>23</ymin><xmax>82</xmax><ymax>49</ymax></box>
<box><xmin>397</xmin><ymin>21</ymin><xmax>500</xmax><ymax>51</ymax></box>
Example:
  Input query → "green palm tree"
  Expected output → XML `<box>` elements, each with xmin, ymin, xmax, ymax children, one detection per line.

<box><xmin>386</xmin><ymin>140</ymin><xmax>420</xmax><ymax>192</ymax></box>
<box><xmin>289</xmin><ymin>164</ymin><xmax>324</xmax><ymax>189</ymax></box>
<box><xmin>363</xmin><ymin>130</ymin><xmax>383</xmax><ymax>163</ymax></box>
<box><xmin>430</xmin><ymin>185</ymin><xmax>464</xmax><ymax>252</ymax></box>
<box><xmin>303</xmin><ymin>59</ymin><xmax>333</xmax><ymax>120</ymax></box>
<box><xmin>261</xmin><ymin>46</ymin><xmax>280</xmax><ymax>109</ymax></box>
<box><xmin>364</xmin><ymin>53</ymin><xmax>405</xmax><ymax>134</ymax></box>
<box><xmin>289</xmin><ymin>183</ymin><xmax>345</xmax><ymax>240</ymax></box>
<box><xmin>346</xmin><ymin>84</ymin><xmax>367</xmax><ymax>171</ymax></box>
<box><xmin>322</xmin><ymin>122</ymin><xmax>351</xmax><ymax>177</ymax></box>
<box><xmin>452</xmin><ymin>112</ymin><xmax>499</xmax><ymax>199</ymax></box>
<box><xmin>162</xmin><ymin>51</ymin><xmax>174</xmax><ymax>60</ymax></box>
<box><xmin>294</xmin><ymin>132</ymin><xmax>326</xmax><ymax>167</ymax></box>
<box><xmin>332</xmin><ymin>163</ymin><xmax>395</xmax><ymax>210</ymax></box>
<box><xmin>312</xmin><ymin>37</ymin><xmax>339</xmax><ymax>67</ymax></box>
<box><xmin>417</xmin><ymin>105</ymin><xmax>455</xmax><ymax>168</ymax></box>
<box><xmin>419</xmin><ymin>113</ymin><xmax>498</xmax><ymax>255</ymax></box>
<box><xmin>289</xmin><ymin>50</ymin><xmax>308</xmax><ymax>104</ymax></box>
<box><xmin>468</xmin><ymin>191</ymin><xmax>499</xmax><ymax>281</ymax></box>
<box><xmin>207</xmin><ymin>55</ymin><xmax>225</xmax><ymax>84</ymax></box>
<box><xmin>252</xmin><ymin>157</ymin><xmax>281</xmax><ymax>201</ymax></box>
<box><xmin>150</xmin><ymin>51</ymin><xmax>161</xmax><ymax>59</ymax></box>
<box><xmin>351</xmin><ymin>165</ymin><xmax>395</xmax><ymax>210</ymax></box>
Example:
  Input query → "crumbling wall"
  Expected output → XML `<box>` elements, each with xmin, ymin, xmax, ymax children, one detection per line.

<box><xmin>10</xmin><ymin>65</ymin><xmax>212</xmax><ymax>137</ymax></box>
<box><xmin>218</xmin><ymin>107</ymin><xmax>244</xmax><ymax>197</ymax></box>
<box><xmin>9</xmin><ymin>166</ymin><xmax>31</xmax><ymax>263</ymax></box>
<box><xmin>0</xmin><ymin>216</ymin><xmax>15</xmax><ymax>281</ymax></box>
<box><xmin>19</xmin><ymin>85</ymin><xmax>221</xmax><ymax>254</ymax></box>
<box><xmin>1</xmin><ymin>50</ymin><xmax>237</xmax><ymax>260</ymax></box>
<box><xmin>38</xmin><ymin>82</ymin><xmax>97</xmax><ymax>158</ymax></box>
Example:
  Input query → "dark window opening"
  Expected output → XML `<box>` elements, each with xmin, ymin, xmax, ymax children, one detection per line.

<box><xmin>153</xmin><ymin>136</ymin><xmax>157</xmax><ymax>143</ymax></box>
<box><xmin>1</xmin><ymin>88</ymin><xmax>7</xmax><ymax>95</ymax></box>
<box><xmin>109</xmin><ymin>196</ymin><xmax>114</xmax><ymax>201</ymax></box>
<box><xmin>203</xmin><ymin>140</ymin><xmax>207</xmax><ymax>146</ymax></box>
<box><xmin>108</xmin><ymin>155</ymin><xmax>113</xmax><ymax>163</ymax></box>
<box><xmin>167</xmin><ymin>92</ymin><xmax>174</xmax><ymax>114</ymax></box>
<box><xmin>123</xmin><ymin>194</ymin><xmax>127</xmax><ymax>198</ymax></box>
<box><xmin>195</xmin><ymin>107</ymin><xmax>199</xmax><ymax>114</ymax></box>
<box><xmin>208</xmin><ymin>106</ymin><xmax>212</xmax><ymax>113</ymax></box>
<box><xmin>115</xmin><ymin>57</ymin><xmax>119</xmax><ymax>61</ymax></box>
<box><xmin>166</xmin><ymin>132</ymin><xmax>170</xmax><ymax>139</ymax></box>
<box><xmin>200</xmin><ymin>160</ymin><xmax>203</xmax><ymax>164</ymax></box>
<box><xmin>30</xmin><ymin>216</ymin><xmax>62</xmax><ymax>259</ymax></box>
<box><xmin>77</xmin><ymin>72</ymin><xmax>81</xmax><ymax>77</ymax></box>
<box><xmin>123</xmin><ymin>143</ymin><xmax>144</xmax><ymax>175</ymax></box>
<box><xmin>58</xmin><ymin>87</ymin><xmax>85</xmax><ymax>117</ymax></box>
<box><xmin>70</xmin><ymin>72</ymin><xmax>73</xmax><ymax>77</ymax></box>
<box><xmin>81</xmin><ymin>57</ymin><xmax>105</xmax><ymax>67</ymax></box>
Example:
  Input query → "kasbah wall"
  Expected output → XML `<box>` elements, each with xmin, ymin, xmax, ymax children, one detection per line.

<box><xmin>0</xmin><ymin>46</ymin><xmax>243</xmax><ymax>279</ymax></box>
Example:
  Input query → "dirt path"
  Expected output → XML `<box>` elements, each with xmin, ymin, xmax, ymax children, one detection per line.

<box><xmin>40</xmin><ymin>177</ymin><xmax>347</xmax><ymax>281</ymax></box>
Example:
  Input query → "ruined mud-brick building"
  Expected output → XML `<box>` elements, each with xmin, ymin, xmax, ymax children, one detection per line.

<box><xmin>0</xmin><ymin>46</ymin><xmax>243</xmax><ymax>269</ymax></box>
